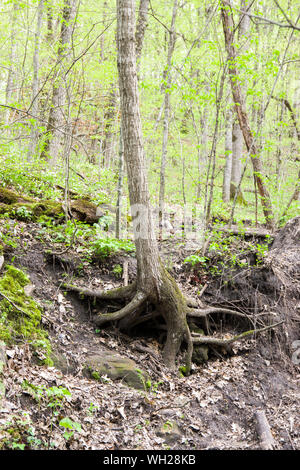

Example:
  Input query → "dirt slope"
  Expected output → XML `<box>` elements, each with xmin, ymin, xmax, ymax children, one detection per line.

<box><xmin>0</xmin><ymin>219</ymin><xmax>299</xmax><ymax>450</ymax></box>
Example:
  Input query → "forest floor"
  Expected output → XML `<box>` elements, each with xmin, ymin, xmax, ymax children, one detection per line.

<box><xmin>0</xmin><ymin>217</ymin><xmax>299</xmax><ymax>451</ymax></box>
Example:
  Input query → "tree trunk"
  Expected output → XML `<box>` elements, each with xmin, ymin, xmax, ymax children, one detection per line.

<box><xmin>223</xmin><ymin>104</ymin><xmax>233</xmax><ymax>202</ymax></box>
<box><xmin>102</xmin><ymin>87</ymin><xmax>116</xmax><ymax>168</ymax></box>
<box><xmin>221</xmin><ymin>1</ymin><xmax>275</xmax><ymax>230</ymax></box>
<box><xmin>115</xmin><ymin>0</ymin><xmax>193</xmax><ymax>371</ymax></box>
<box><xmin>4</xmin><ymin>1</ymin><xmax>18</xmax><ymax>127</ymax></box>
<box><xmin>27</xmin><ymin>0</ymin><xmax>44</xmax><ymax>161</ymax></box>
<box><xmin>115</xmin><ymin>129</ymin><xmax>124</xmax><ymax>239</ymax></box>
<box><xmin>135</xmin><ymin>0</ymin><xmax>150</xmax><ymax>72</ymax></box>
<box><xmin>41</xmin><ymin>0</ymin><xmax>77</xmax><ymax>164</ymax></box>
<box><xmin>158</xmin><ymin>0</ymin><xmax>178</xmax><ymax>240</ymax></box>
<box><xmin>230</xmin><ymin>0</ymin><xmax>251</xmax><ymax>189</ymax></box>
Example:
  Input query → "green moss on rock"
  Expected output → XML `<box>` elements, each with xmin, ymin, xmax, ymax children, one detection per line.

<box><xmin>0</xmin><ymin>265</ymin><xmax>52</xmax><ymax>366</ymax></box>
<box><xmin>84</xmin><ymin>353</ymin><xmax>150</xmax><ymax>390</ymax></box>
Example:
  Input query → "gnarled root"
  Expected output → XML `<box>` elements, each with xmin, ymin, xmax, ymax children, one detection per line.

<box><xmin>64</xmin><ymin>268</ymin><xmax>194</xmax><ymax>374</ymax></box>
<box><xmin>94</xmin><ymin>291</ymin><xmax>147</xmax><ymax>326</ymax></box>
<box><xmin>191</xmin><ymin>320</ymin><xmax>285</xmax><ymax>350</ymax></box>
<box><xmin>63</xmin><ymin>282</ymin><xmax>136</xmax><ymax>301</ymax></box>
<box><xmin>64</xmin><ymin>274</ymin><xmax>285</xmax><ymax>374</ymax></box>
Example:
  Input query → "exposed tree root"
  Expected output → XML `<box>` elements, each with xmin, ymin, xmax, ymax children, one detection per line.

<box><xmin>63</xmin><ymin>282</ymin><xmax>136</xmax><ymax>301</ymax></box>
<box><xmin>64</xmin><ymin>263</ymin><xmax>285</xmax><ymax>376</ymax></box>
<box><xmin>94</xmin><ymin>291</ymin><xmax>147</xmax><ymax>327</ymax></box>
<box><xmin>191</xmin><ymin>320</ymin><xmax>285</xmax><ymax>351</ymax></box>
<box><xmin>187</xmin><ymin>306</ymin><xmax>250</xmax><ymax>319</ymax></box>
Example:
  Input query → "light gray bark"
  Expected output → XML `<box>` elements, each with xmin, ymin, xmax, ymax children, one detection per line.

<box><xmin>43</xmin><ymin>0</ymin><xmax>77</xmax><ymax>164</ymax></box>
<box><xmin>4</xmin><ymin>2</ymin><xmax>18</xmax><ymax>126</ymax></box>
<box><xmin>158</xmin><ymin>0</ymin><xmax>178</xmax><ymax>239</ymax></box>
<box><xmin>27</xmin><ymin>0</ymin><xmax>45</xmax><ymax>161</ymax></box>
<box><xmin>230</xmin><ymin>0</ymin><xmax>251</xmax><ymax>187</ymax></box>
<box><xmin>223</xmin><ymin>105</ymin><xmax>233</xmax><ymax>202</ymax></box>
<box><xmin>135</xmin><ymin>0</ymin><xmax>150</xmax><ymax>72</ymax></box>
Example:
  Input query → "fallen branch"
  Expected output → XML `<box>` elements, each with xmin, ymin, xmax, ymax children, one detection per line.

<box><xmin>254</xmin><ymin>409</ymin><xmax>276</xmax><ymax>450</ymax></box>
<box><xmin>187</xmin><ymin>306</ymin><xmax>248</xmax><ymax>319</ymax></box>
<box><xmin>191</xmin><ymin>320</ymin><xmax>285</xmax><ymax>348</ymax></box>
<box><xmin>210</xmin><ymin>225</ymin><xmax>272</xmax><ymax>238</ymax></box>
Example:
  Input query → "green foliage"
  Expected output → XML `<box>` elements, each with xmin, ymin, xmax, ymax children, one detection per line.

<box><xmin>183</xmin><ymin>255</ymin><xmax>207</xmax><ymax>267</ymax></box>
<box><xmin>22</xmin><ymin>381</ymin><xmax>72</xmax><ymax>411</ymax></box>
<box><xmin>59</xmin><ymin>417</ymin><xmax>82</xmax><ymax>441</ymax></box>
<box><xmin>0</xmin><ymin>413</ymin><xmax>44</xmax><ymax>450</ymax></box>
<box><xmin>11</xmin><ymin>205</ymin><xmax>33</xmax><ymax>221</ymax></box>
<box><xmin>92</xmin><ymin>237</ymin><xmax>135</xmax><ymax>259</ymax></box>
<box><xmin>112</xmin><ymin>264</ymin><xmax>123</xmax><ymax>278</ymax></box>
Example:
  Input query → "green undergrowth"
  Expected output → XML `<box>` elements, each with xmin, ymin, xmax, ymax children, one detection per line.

<box><xmin>92</xmin><ymin>237</ymin><xmax>135</xmax><ymax>259</ymax></box>
<box><xmin>37</xmin><ymin>217</ymin><xmax>135</xmax><ymax>261</ymax></box>
<box><xmin>0</xmin><ymin>265</ymin><xmax>52</xmax><ymax>365</ymax></box>
<box><xmin>184</xmin><ymin>229</ymin><xmax>273</xmax><ymax>285</ymax></box>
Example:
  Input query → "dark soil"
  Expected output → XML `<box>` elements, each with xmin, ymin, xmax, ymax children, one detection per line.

<box><xmin>0</xmin><ymin>218</ymin><xmax>299</xmax><ymax>450</ymax></box>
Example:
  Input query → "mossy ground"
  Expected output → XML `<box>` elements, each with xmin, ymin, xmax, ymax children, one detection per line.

<box><xmin>0</xmin><ymin>265</ymin><xmax>52</xmax><ymax>365</ymax></box>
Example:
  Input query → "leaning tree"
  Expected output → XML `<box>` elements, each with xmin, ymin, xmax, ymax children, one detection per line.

<box><xmin>65</xmin><ymin>0</ymin><xmax>283</xmax><ymax>374</ymax></box>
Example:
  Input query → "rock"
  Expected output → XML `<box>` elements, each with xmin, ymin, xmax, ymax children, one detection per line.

<box><xmin>156</xmin><ymin>420</ymin><xmax>182</xmax><ymax>445</ymax></box>
<box><xmin>51</xmin><ymin>351</ymin><xmax>75</xmax><ymax>375</ymax></box>
<box><xmin>84</xmin><ymin>353</ymin><xmax>149</xmax><ymax>390</ymax></box>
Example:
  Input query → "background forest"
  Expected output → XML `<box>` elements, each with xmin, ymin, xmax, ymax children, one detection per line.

<box><xmin>0</xmin><ymin>0</ymin><xmax>299</xmax><ymax>453</ymax></box>
<box><xmin>0</xmin><ymin>0</ymin><xmax>299</xmax><ymax>229</ymax></box>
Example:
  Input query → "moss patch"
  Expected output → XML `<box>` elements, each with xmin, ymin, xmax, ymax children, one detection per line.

<box><xmin>0</xmin><ymin>265</ymin><xmax>52</xmax><ymax>365</ymax></box>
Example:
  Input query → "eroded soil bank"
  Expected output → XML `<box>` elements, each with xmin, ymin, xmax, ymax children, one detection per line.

<box><xmin>0</xmin><ymin>215</ymin><xmax>299</xmax><ymax>450</ymax></box>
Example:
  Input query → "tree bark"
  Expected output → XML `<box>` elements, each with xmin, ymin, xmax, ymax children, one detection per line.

<box><xmin>135</xmin><ymin>0</ymin><xmax>150</xmax><ymax>72</ymax></box>
<box><xmin>27</xmin><ymin>0</ymin><xmax>44</xmax><ymax>161</ymax></box>
<box><xmin>102</xmin><ymin>87</ymin><xmax>116</xmax><ymax>168</ymax></box>
<box><xmin>115</xmin><ymin>129</ymin><xmax>124</xmax><ymax>239</ymax></box>
<box><xmin>158</xmin><ymin>0</ymin><xmax>178</xmax><ymax>239</ymax></box>
<box><xmin>220</xmin><ymin>1</ymin><xmax>275</xmax><ymax>230</ymax></box>
<box><xmin>230</xmin><ymin>0</ymin><xmax>251</xmax><ymax>188</ymax></box>
<box><xmin>222</xmin><ymin>104</ymin><xmax>233</xmax><ymax>202</ymax></box>
<box><xmin>41</xmin><ymin>0</ymin><xmax>77</xmax><ymax>164</ymax></box>
<box><xmin>115</xmin><ymin>0</ymin><xmax>193</xmax><ymax>371</ymax></box>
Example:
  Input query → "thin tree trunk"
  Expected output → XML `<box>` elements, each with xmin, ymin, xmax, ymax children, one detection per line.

<box><xmin>41</xmin><ymin>0</ymin><xmax>77</xmax><ymax>164</ymax></box>
<box><xmin>46</xmin><ymin>4</ymin><xmax>54</xmax><ymax>43</ymax></box>
<box><xmin>117</xmin><ymin>0</ymin><xmax>193</xmax><ymax>372</ymax></box>
<box><xmin>221</xmin><ymin>1</ymin><xmax>275</xmax><ymax>230</ymax></box>
<box><xmin>230</xmin><ymin>0</ymin><xmax>251</xmax><ymax>189</ymax></box>
<box><xmin>135</xmin><ymin>0</ymin><xmax>150</xmax><ymax>72</ymax></box>
<box><xmin>223</xmin><ymin>103</ymin><xmax>233</xmax><ymax>202</ymax></box>
<box><xmin>116</xmin><ymin>129</ymin><xmax>124</xmax><ymax>239</ymax></box>
<box><xmin>27</xmin><ymin>0</ymin><xmax>44</xmax><ymax>161</ymax></box>
<box><xmin>158</xmin><ymin>0</ymin><xmax>178</xmax><ymax>239</ymax></box>
<box><xmin>116</xmin><ymin>0</ymin><xmax>150</xmax><ymax>238</ymax></box>
<box><xmin>5</xmin><ymin>1</ymin><xmax>18</xmax><ymax>127</ymax></box>
<box><xmin>205</xmin><ymin>66</ymin><xmax>226</xmax><ymax>224</ymax></box>
<box><xmin>102</xmin><ymin>87</ymin><xmax>116</xmax><ymax>168</ymax></box>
